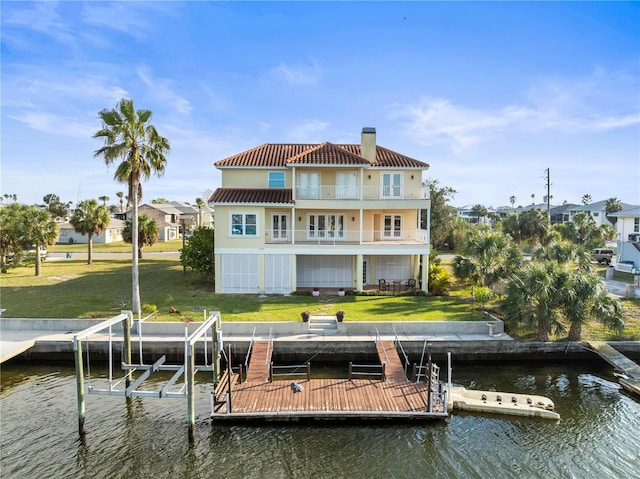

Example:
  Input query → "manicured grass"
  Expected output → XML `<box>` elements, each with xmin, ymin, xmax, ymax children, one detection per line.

<box><xmin>0</xmin><ymin>257</ymin><xmax>474</xmax><ymax>322</ymax></box>
<box><xmin>1</xmin><ymin>256</ymin><xmax>638</xmax><ymax>340</ymax></box>
<box><xmin>48</xmin><ymin>240</ymin><xmax>184</xmax><ymax>254</ymax></box>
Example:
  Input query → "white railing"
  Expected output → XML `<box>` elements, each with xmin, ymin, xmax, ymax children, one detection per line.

<box><xmin>295</xmin><ymin>185</ymin><xmax>429</xmax><ymax>201</ymax></box>
<box><xmin>264</xmin><ymin>229</ymin><xmax>428</xmax><ymax>245</ymax></box>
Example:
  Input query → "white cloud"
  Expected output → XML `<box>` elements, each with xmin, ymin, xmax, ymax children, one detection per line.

<box><xmin>2</xmin><ymin>1</ymin><xmax>76</xmax><ymax>47</ymax></box>
<box><xmin>286</xmin><ymin>120</ymin><xmax>331</xmax><ymax>143</ymax></box>
<box><xmin>392</xmin><ymin>69</ymin><xmax>639</xmax><ymax>152</ymax></box>
<box><xmin>137</xmin><ymin>68</ymin><xmax>192</xmax><ymax>115</ymax></box>
<box><xmin>269</xmin><ymin>61</ymin><xmax>321</xmax><ymax>87</ymax></box>
<box><xmin>7</xmin><ymin>111</ymin><xmax>94</xmax><ymax>138</ymax></box>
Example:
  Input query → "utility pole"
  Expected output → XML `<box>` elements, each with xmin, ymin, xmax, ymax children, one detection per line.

<box><xmin>545</xmin><ymin>168</ymin><xmax>551</xmax><ymax>222</ymax></box>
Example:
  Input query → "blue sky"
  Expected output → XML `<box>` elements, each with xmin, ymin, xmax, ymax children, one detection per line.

<box><xmin>2</xmin><ymin>1</ymin><xmax>639</xmax><ymax>209</ymax></box>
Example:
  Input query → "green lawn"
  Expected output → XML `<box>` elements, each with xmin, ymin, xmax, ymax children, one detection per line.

<box><xmin>0</xmin><ymin>257</ymin><xmax>474</xmax><ymax>322</ymax></box>
<box><xmin>1</xmin><ymin>255</ymin><xmax>638</xmax><ymax>341</ymax></box>
<box><xmin>49</xmin><ymin>240</ymin><xmax>184</xmax><ymax>254</ymax></box>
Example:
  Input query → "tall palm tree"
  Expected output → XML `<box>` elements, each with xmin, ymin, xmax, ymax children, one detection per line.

<box><xmin>123</xmin><ymin>214</ymin><xmax>158</xmax><ymax>259</ymax></box>
<box><xmin>20</xmin><ymin>206</ymin><xmax>58</xmax><ymax>277</ymax></box>
<box><xmin>69</xmin><ymin>199</ymin><xmax>111</xmax><ymax>265</ymax></box>
<box><xmin>604</xmin><ymin>197</ymin><xmax>623</xmax><ymax>226</ymax></box>
<box><xmin>116</xmin><ymin>191</ymin><xmax>124</xmax><ymax>212</ymax></box>
<box><xmin>581</xmin><ymin>194</ymin><xmax>592</xmax><ymax>205</ymax></box>
<box><xmin>94</xmin><ymin>98</ymin><xmax>170</xmax><ymax>316</ymax></box>
<box><xmin>195</xmin><ymin>197</ymin><xmax>206</xmax><ymax>226</ymax></box>
<box><xmin>509</xmin><ymin>195</ymin><xmax>516</xmax><ymax>210</ymax></box>
<box><xmin>98</xmin><ymin>195</ymin><xmax>110</xmax><ymax>207</ymax></box>
<box><xmin>470</xmin><ymin>204</ymin><xmax>488</xmax><ymax>224</ymax></box>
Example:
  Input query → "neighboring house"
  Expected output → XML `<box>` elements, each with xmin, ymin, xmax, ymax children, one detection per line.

<box><xmin>209</xmin><ymin>127</ymin><xmax>431</xmax><ymax>294</ymax></box>
<box><xmin>611</xmin><ymin>206</ymin><xmax>640</xmax><ymax>274</ymax></box>
<box><xmin>137</xmin><ymin>203</ymin><xmax>183</xmax><ymax>241</ymax></box>
<box><xmin>56</xmin><ymin>218</ymin><xmax>125</xmax><ymax>244</ymax></box>
<box><xmin>457</xmin><ymin>205</ymin><xmax>493</xmax><ymax>224</ymax></box>
<box><xmin>569</xmin><ymin>199</ymin><xmax>634</xmax><ymax>227</ymax></box>
<box><xmin>550</xmin><ymin>203</ymin><xmax>578</xmax><ymax>225</ymax></box>
<box><xmin>170</xmin><ymin>201</ymin><xmax>214</xmax><ymax>229</ymax></box>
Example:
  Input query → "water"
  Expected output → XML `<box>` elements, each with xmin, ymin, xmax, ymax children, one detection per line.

<box><xmin>1</xmin><ymin>361</ymin><xmax>639</xmax><ymax>478</ymax></box>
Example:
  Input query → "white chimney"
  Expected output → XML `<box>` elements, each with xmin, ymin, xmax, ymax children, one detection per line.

<box><xmin>361</xmin><ymin>127</ymin><xmax>376</xmax><ymax>163</ymax></box>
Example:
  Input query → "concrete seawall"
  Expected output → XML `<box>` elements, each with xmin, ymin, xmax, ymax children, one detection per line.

<box><xmin>2</xmin><ymin>318</ymin><xmax>639</xmax><ymax>364</ymax></box>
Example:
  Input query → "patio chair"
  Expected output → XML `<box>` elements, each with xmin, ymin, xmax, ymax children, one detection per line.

<box><xmin>378</xmin><ymin>279</ymin><xmax>390</xmax><ymax>292</ymax></box>
<box><xmin>404</xmin><ymin>278</ymin><xmax>417</xmax><ymax>292</ymax></box>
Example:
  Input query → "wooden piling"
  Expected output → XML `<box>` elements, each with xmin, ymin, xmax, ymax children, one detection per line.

<box><xmin>74</xmin><ymin>338</ymin><xmax>85</xmax><ymax>437</ymax></box>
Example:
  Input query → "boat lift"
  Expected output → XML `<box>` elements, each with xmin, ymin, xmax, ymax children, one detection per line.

<box><xmin>72</xmin><ymin>310</ymin><xmax>222</xmax><ymax>442</ymax></box>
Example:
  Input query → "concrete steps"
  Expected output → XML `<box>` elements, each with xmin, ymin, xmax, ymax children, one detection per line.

<box><xmin>308</xmin><ymin>315</ymin><xmax>338</xmax><ymax>334</ymax></box>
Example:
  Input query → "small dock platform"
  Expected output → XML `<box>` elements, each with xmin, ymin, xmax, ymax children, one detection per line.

<box><xmin>212</xmin><ymin>377</ymin><xmax>446</xmax><ymax>421</ymax></box>
<box><xmin>587</xmin><ymin>341</ymin><xmax>640</xmax><ymax>395</ymax></box>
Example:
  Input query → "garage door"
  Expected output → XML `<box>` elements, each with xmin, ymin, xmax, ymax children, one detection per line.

<box><xmin>265</xmin><ymin>254</ymin><xmax>292</xmax><ymax>294</ymax></box>
<box><xmin>220</xmin><ymin>254</ymin><xmax>258</xmax><ymax>293</ymax></box>
<box><xmin>297</xmin><ymin>255</ymin><xmax>352</xmax><ymax>288</ymax></box>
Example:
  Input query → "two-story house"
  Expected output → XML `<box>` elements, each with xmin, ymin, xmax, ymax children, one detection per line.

<box><xmin>611</xmin><ymin>206</ymin><xmax>640</xmax><ymax>274</ymax></box>
<box><xmin>208</xmin><ymin>127</ymin><xmax>431</xmax><ymax>294</ymax></box>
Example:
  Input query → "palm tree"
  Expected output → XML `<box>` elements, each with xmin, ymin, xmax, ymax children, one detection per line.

<box><xmin>116</xmin><ymin>191</ymin><xmax>124</xmax><ymax>212</ymax></box>
<box><xmin>531</xmin><ymin>193</ymin><xmax>535</xmax><ymax>205</ymax></box>
<box><xmin>122</xmin><ymin>214</ymin><xmax>158</xmax><ymax>259</ymax></box>
<box><xmin>98</xmin><ymin>195</ymin><xmax>110</xmax><ymax>207</ymax></box>
<box><xmin>94</xmin><ymin>98</ymin><xmax>170</xmax><ymax>316</ymax></box>
<box><xmin>195</xmin><ymin>197</ymin><xmax>206</xmax><ymax>226</ymax></box>
<box><xmin>20</xmin><ymin>206</ymin><xmax>58</xmax><ymax>277</ymax></box>
<box><xmin>505</xmin><ymin>240</ymin><xmax>623</xmax><ymax>341</ymax></box>
<box><xmin>604</xmin><ymin>197</ymin><xmax>623</xmax><ymax>226</ymax></box>
<box><xmin>69</xmin><ymin>199</ymin><xmax>111</xmax><ymax>264</ymax></box>
<box><xmin>509</xmin><ymin>195</ymin><xmax>516</xmax><ymax>210</ymax></box>
<box><xmin>453</xmin><ymin>229</ymin><xmax>522</xmax><ymax>287</ymax></box>
<box><xmin>581</xmin><ymin>194</ymin><xmax>592</xmax><ymax>205</ymax></box>
<box><xmin>470</xmin><ymin>204</ymin><xmax>488</xmax><ymax>224</ymax></box>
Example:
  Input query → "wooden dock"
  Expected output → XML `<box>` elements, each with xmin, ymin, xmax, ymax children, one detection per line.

<box><xmin>212</xmin><ymin>339</ymin><xmax>447</xmax><ymax>421</ymax></box>
<box><xmin>212</xmin><ymin>377</ymin><xmax>446</xmax><ymax>421</ymax></box>
<box><xmin>587</xmin><ymin>341</ymin><xmax>640</xmax><ymax>396</ymax></box>
<box><xmin>376</xmin><ymin>340</ymin><xmax>408</xmax><ymax>381</ymax></box>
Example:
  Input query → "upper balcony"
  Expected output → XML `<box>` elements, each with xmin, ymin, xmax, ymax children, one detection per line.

<box><xmin>294</xmin><ymin>185</ymin><xmax>429</xmax><ymax>201</ymax></box>
<box><xmin>265</xmin><ymin>228</ymin><xmax>429</xmax><ymax>245</ymax></box>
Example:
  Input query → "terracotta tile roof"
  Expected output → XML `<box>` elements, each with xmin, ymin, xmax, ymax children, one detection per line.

<box><xmin>286</xmin><ymin>142</ymin><xmax>371</xmax><ymax>166</ymax></box>
<box><xmin>214</xmin><ymin>143</ymin><xmax>428</xmax><ymax>169</ymax></box>
<box><xmin>208</xmin><ymin>188</ymin><xmax>294</xmax><ymax>205</ymax></box>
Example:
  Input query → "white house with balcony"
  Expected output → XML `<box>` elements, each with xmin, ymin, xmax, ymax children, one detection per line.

<box><xmin>611</xmin><ymin>206</ymin><xmax>640</xmax><ymax>274</ymax></box>
<box><xmin>208</xmin><ymin>127</ymin><xmax>431</xmax><ymax>294</ymax></box>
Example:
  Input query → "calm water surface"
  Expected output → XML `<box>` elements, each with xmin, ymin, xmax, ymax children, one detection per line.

<box><xmin>1</xmin><ymin>361</ymin><xmax>639</xmax><ymax>479</ymax></box>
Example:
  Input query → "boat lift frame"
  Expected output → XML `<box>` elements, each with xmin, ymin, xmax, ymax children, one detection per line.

<box><xmin>73</xmin><ymin>310</ymin><xmax>222</xmax><ymax>442</ymax></box>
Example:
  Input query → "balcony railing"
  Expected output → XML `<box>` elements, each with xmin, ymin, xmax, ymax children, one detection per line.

<box><xmin>294</xmin><ymin>185</ymin><xmax>428</xmax><ymax>201</ymax></box>
<box><xmin>265</xmin><ymin>229</ymin><xmax>428</xmax><ymax>245</ymax></box>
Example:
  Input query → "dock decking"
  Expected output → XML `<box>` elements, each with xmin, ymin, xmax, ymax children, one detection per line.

<box><xmin>245</xmin><ymin>340</ymin><xmax>272</xmax><ymax>383</ymax></box>
<box><xmin>211</xmin><ymin>339</ymin><xmax>447</xmax><ymax>421</ymax></box>
<box><xmin>212</xmin><ymin>376</ymin><xmax>446</xmax><ymax>421</ymax></box>
<box><xmin>376</xmin><ymin>340</ymin><xmax>408</xmax><ymax>381</ymax></box>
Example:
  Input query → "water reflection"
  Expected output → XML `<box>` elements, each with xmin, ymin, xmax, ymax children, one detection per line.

<box><xmin>1</xmin><ymin>361</ymin><xmax>639</xmax><ymax>479</ymax></box>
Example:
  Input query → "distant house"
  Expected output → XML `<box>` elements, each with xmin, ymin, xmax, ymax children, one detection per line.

<box><xmin>550</xmin><ymin>204</ymin><xmax>578</xmax><ymax>225</ymax></box>
<box><xmin>610</xmin><ymin>206</ymin><xmax>640</xmax><ymax>273</ymax></box>
<box><xmin>170</xmin><ymin>201</ymin><xmax>214</xmax><ymax>229</ymax></box>
<box><xmin>135</xmin><ymin>203</ymin><xmax>185</xmax><ymax>241</ymax></box>
<box><xmin>56</xmin><ymin>219</ymin><xmax>125</xmax><ymax>244</ymax></box>
<box><xmin>568</xmin><ymin>199</ymin><xmax>634</xmax><ymax>227</ymax></box>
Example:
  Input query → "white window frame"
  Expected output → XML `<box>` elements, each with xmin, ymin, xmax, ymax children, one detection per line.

<box><xmin>230</xmin><ymin>212</ymin><xmax>258</xmax><ymax>236</ymax></box>
<box><xmin>383</xmin><ymin>214</ymin><xmax>402</xmax><ymax>238</ymax></box>
<box><xmin>307</xmin><ymin>214</ymin><xmax>344</xmax><ymax>239</ymax></box>
<box><xmin>337</xmin><ymin>172</ymin><xmax>358</xmax><ymax>199</ymax></box>
<box><xmin>268</xmin><ymin>171</ymin><xmax>285</xmax><ymax>188</ymax></box>
<box><xmin>298</xmin><ymin>172</ymin><xmax>320</xmax><ymax>199</ymax></box>
<box><xmin>381</xmin><ymin>173</ymin><xmax>402</xmax><ymax>198</ymax></box>
<box><xmin>271</xmin><ymin>213</ymin><xmax>289</xmax><ymax>241</ymax></box>
<box><xmin>634</xmin><ymin>218</ymin><xmax>639</xmax><ymax>233</ymax></box>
